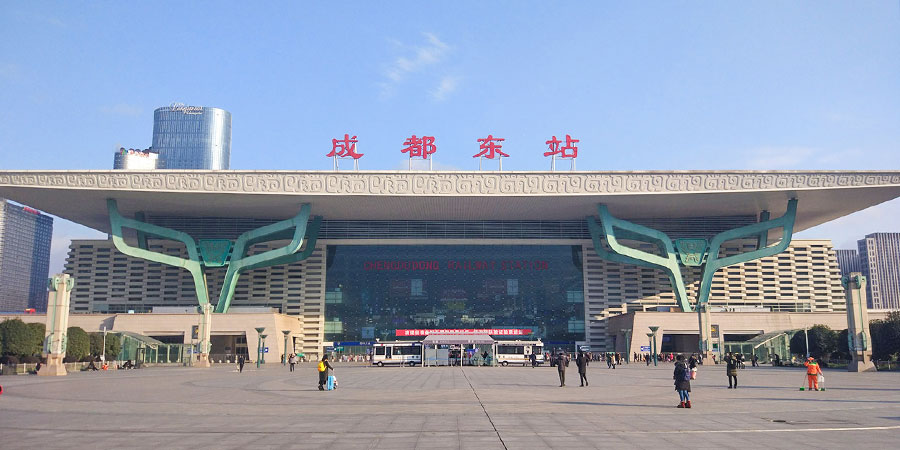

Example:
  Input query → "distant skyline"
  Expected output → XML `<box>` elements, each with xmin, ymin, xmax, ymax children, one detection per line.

<box><xmin>1</xmin><ymin>2</ymin><xmax>898</xmax><ymax>272</ymax></box>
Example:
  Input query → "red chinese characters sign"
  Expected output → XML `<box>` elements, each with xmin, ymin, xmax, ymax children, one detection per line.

<box><xmin>402</xmin><ymin>135</ymin><xmax>437</xmax><ymax>159</ymax></box>
<box><xmin>544</xmin><ymin>134</ymin><xmax>578</xmax><ymax>159</ymax></box>
<box><xmin>328</xmin><ymin>134</ymin><xmax>363</xmax><ymax>159</ymax></box>
<box><xmin>396</xmin><ymin>329</ymin><xmax>532</xmax><ymax>337</ymax></box>
<box><xmin>474</xmin><ymin>135</ymin><xmax>507</xmax><ymax>159</ymax></box>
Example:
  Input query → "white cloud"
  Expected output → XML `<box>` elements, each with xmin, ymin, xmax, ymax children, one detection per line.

<box><xmin>740</xmin><ymin>146</ymin><xmax>864</xmax><ymax>170</ymax></box>
<box><xmin>431</xmin><ymin>75</ymin><xmax>460</xmax><ymax>101</ymax></box>
<box><xmin>796</xmin><ymin>198</ymin><xmax>900</xmax><ymax>249</ymax></box>
<box><xmin>381</xmin><ymin>32</ymin><xmax>457</xmax><ymax>100</ymax></box>
<box><xmin>49</xmin><ymin>219</ymin><xmax>105</xmax><ymax>274</ymax></box>
<box><xmin>100</xmin><ymin>103</ymin><xmax>143</xmax><ymax>117</ymax></box>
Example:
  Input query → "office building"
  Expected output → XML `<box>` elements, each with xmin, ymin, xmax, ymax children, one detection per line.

<box><xmin>113</xmin><ymin>147</ymin><xmax>162</xmax><ymax>170</ymax></box>
<box><xmin>152</xmin><ymin>104</ymin><xmax>231</xmax><ymax>169</ymax></box>
<box><xmin>0</xmin><ymin>200</ymin><xmax>53</xmax><ymax>312</ymax></box>
<box><xmin>858</xmin><ymin>233</ymin><xmax>900</xmax><ymax>310</ymax></box>
<box><xmin>835</xmin><ymin>249</ymin><xmax>862</xmax><ymax>278</ymax></box>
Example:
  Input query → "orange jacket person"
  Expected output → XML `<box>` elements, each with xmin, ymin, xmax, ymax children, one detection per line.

<box><xmin>804</xmin><ymin>357</ymin><xmax>823</xmax><ymax>390</ymax></box>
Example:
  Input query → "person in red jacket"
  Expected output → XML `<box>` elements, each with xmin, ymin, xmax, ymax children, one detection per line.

<box><xmin>804</xmin><ymin>357</ymin><xmax>824</xmax><ymax>391</ymax></box>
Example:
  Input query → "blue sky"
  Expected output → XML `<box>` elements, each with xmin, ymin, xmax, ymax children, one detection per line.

<box><xmin>1</xmin><ymin>2</ymin><xmax>898</xmax><ymax>272</ymax></box>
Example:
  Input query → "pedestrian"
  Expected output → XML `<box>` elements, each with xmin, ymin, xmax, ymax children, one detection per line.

<box><xmin>646</xmin><ymin>353</ymin><xmax>651</xmax><ymax>366</ymax></box>
<box><xmin>804</xmin><ymin>357</ymin><xmax>824</xmax><ymax>391</ymax></box>
<box><xmin>751</xmin><ymin>354</ymin><xmax>759</xmax><ymax>367</ymax></box>
<box><xmin>289</xmin><ymin>353</ymin><xmax>297</xmax><ymax>372</ymax></box>
<box><xmin>530</xmin><ymin>352</ymin><xmax>537</xmax><ymax>368</ymax></box>
<box><xmin>557</xmin><ymin>351</ymin><xmax>568</xmax><ymax>387</ymax></box>
<box><xmin>318</xmin><ymin>354</ymin><xmax>334</xmax><ymax>391</ymax></box>
<box><xmin>576</xmin><ymin>350</ymin><xmax>589</xmax><ymax>387</ymax></box>
<box><xmin>726</xmin><ymin>353</ymin><xmax>738</xmax><ymax>388</ymax></box>
<box><xmin>607</xmin><ymin>353</ymin><xmax>612</xmax><ymax>369</ymax></box>
<box><xmin>688</xmin><ymin>353</ymin><xmax>698</xmax><ymax>379</ymax></box>
<box><xmin>674</xmin><ymin>354</ymin><xmax>692</xmax><ymax>408</ymax></box>
<box><xmin>738</xmin><ymin>353</ymin><xmax>745</xmax><ymax>369</ymax></box>
<box><xmin>238</xmin><ymin>354</ymin><xmax>245</xmax><ymax>373</ymax></box>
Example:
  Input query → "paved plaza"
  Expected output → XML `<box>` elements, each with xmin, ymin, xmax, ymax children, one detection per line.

<box><xmin>0</xmin><ymin>362</ymin><xmax>898</xmax><ymax>449</ymax></box>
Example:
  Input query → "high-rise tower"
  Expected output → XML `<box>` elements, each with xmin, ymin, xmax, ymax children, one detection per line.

<box><xmin>152</xmin><ymin>104</ymin><xmax>231</xmax><ymax>169</ymax></box>
<box><xmin>0</xmin><ymin>200</ymin><xmax>53</xmax><ymax>312</ymax></box>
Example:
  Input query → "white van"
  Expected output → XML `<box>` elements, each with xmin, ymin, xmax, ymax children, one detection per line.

<box><xmin>372</xmin><ymin>341</ymin><xmax>422</xmax><ymax>366</ymax></box>
<box><xmin>495</xmin><ymin>340</ymin><xmax>544</xmax><ymax>366</ymax></box>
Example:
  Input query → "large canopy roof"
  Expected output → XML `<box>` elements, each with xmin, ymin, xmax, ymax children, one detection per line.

<box><xmin>1</xmin><ymin>170</ymin><xmax>899</xmax><ymax>235</ymax></box>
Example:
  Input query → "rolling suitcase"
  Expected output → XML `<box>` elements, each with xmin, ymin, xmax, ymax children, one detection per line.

<box><xmin>326</xmin><ymin>375</ymin><xmax>336</xmax><ymax>391</ymax></box>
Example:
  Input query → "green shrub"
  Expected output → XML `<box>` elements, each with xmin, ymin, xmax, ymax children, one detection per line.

<box><xmin>66</xmin><ymin>327</ymin><xmax>90</xmax><ymax>361</ymax></box>
<box><xmin>0</xmin><ymin>319</ymin><xmax>30</xmax><ymax>356</ymax></box>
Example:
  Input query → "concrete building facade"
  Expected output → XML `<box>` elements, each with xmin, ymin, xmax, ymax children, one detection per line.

<box><xmin>0</xmin><ymin>200</ymin><xmax>53</xmax><ymax>312</ymax></box>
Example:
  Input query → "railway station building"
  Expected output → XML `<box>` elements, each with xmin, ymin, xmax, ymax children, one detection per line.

<box><xmin>1</xmin><ymin>170</ymin><xmax>898</xmax><ymax>362</ymax></box>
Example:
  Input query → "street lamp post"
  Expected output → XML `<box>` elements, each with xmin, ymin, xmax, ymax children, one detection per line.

<box><xmin>622</xmin><ymin>328</ymin><xmax>632</xmax><ymax>363</ymax></box>
<box><xmin>804</xmin><ymin>326</ymin><xmax>810</xmax><ymax>359</ymax></box>
<box><xmin>255</xmin><ymin>327</ymin><xmax>266</xmax><ymax>369</ymax></box>
<box><xmin>101</xmin><ymin>326</ymin><xmax>107</xmax><ymax>363</ymax></box>
<box><xmin>282</xmin><ymin>330</ymin><xmax>291</xmax><ymax>366</ymax></box>
<box><xmin>259</xmin><ymin>334</ymin><xmax>268</xmax><ymax>367</ymax></box>
<box><xmin>649</xmin><ymin>326</ymin><xmax>660</xmax><ymax>366</ymax></box>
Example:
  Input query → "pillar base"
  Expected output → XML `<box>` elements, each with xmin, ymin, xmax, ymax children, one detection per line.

<box><xmin>194</xmin><ymin>354</ymin><xmax>211</xmax><ymax>368</ymax></box>
<box><xmin>38</xmin><ymin>355</ymin><xmax>67</xmax><ymax>376</ymax></box>
<box><xmin>849</xmin><ymin>357</ymin><xmax>876</xmax><ymax>372</ymax></box>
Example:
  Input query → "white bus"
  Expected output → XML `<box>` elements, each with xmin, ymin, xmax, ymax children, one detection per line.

<box><xmin>372</xmin><ymin>341</ymin><xmax>422</xmax><ymax>366</ymax></box>
<box><xmin>495</xmin><ymin>340</ymin><xmax>544</xmax><ymax>366</ymax></box>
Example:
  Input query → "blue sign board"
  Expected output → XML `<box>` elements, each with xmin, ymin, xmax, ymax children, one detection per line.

<box><xmin>640</xmin><ymin>346</ymin><xmax>651</xmax><ymax>352</ymax></box>
<box><xmin>264</xmin><ymin>347</ymin><xmax>269</xmax><ymax>353</ymax></box>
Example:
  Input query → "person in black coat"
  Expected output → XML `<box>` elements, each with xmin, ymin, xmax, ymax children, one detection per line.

<box><xmin>726</xmin><ymin>353</ymin><xmax>739</xmax><ymax>388</ymax></box>
<box><xmin>556</xmin><ymin>351</ymin><xmax>569</xmax><ymax>387</ymax></box>
<box><xmin>673</xmin><ymin>354</ymin><xmax>691</xmax><ymax>408</ymax></box>
<box><xmin>576</xmin><ymin>350</ymin><xmax>589</xmax><ymax>387</ymax></box>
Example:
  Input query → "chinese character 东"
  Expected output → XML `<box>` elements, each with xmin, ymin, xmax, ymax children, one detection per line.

<box><xmin>474</xmin><ymin>135</ymin><xmax>508</xmax><ymax>159</ymax></box>
<box><xmin>544</xmin><ymin>134</ymin><xmax>578</xmax><ymax>158</ymax></box>
<box><xmin>402</xmin><ymin>135</ymin><xmax>437</xmax><ymax>159</ymax></box>
<box><xmin>328</xmin><ymin>134</ymin><xmax>363</xmax><ymax>159</ymax></box>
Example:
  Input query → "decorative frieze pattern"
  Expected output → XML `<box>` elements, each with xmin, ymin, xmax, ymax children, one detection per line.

<box><xmin>1</xmin><ymin>171</ymin><xmax>899</xmax><ymax>196</ymax></box>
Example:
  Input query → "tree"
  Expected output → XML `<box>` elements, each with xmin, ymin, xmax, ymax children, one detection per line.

<box><xmin>789</xmin><ymin>325</ymin><xmax>837</xmax><ymax>360</ymax></box>
<box><xmin>89</xmin><ymin>333</ymin><xmax>103</xmax><ymax>356</ymax></box>
<box><xmin>89</xmin><ymin>332</ymin><xmax>121</xmax><ymax>359</ymax></box>
<box><xmin>870</xmin><ymin>311</ymin><xmax>900</xmax><ymax>361</ymax></box>
<box><xmin>24</xmin><ymin>322</ymin><xmax>45</xmax><ymax>356</ymax></box>
<box><xmin>835</xmin><ymin>329</ymin><xmax>850</xmax><ymax>360</ymax></box>
<box><xmin>66</xmin><ymin>327</ymin><xmax>90</xmax><ymax>362</ymax></box>
<box><xmin>0</xmin><ymin>319</ymin><xmax>31</xmax><ymax>356</ymax></box>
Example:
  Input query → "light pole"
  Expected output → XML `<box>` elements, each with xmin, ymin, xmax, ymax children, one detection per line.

<box><xmin>282</xmin><ymin>330</ymin><xmax>291</xmax><ymax>366</ymax></box>
<box><xmin>804</xmin><ymin>326</ymin><xmax>810</xmax><ymax>359</ymax></box>
<box><xmin>646</xmin><ymin>332</ymin><xmax>653</xmax><ymax>365</ymax></box>
<box><xmin>101</xmin><ymin>326</ymin><xmax>107</xmax><ymax>363</ymax></box>
<box><xmin>622</xmin><ymin>328</ymin><xmax>632</xmax><ymax>363</ymax></box>
<box><xmin>255</xmin><ymin>327</ymin><xmax>265</xmax><ymax>369</ymax></box>
<box><xmin>649</xmin><ymin>326</ymin><xmax>659</xmax><ymax>366</ymax></box>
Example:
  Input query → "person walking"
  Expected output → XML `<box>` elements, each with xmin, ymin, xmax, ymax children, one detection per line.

<box><xmin>726</xmin><ymin>353</ymin><xmax>738</xmax><ymax>388</ymax></box>
<box><xmin>289</xmin><ymin>353</ymin><xmax>297</xmax><ymax>372</ymax></box>
<box><xmin>530</xmin><ymin>352</ymin><xmax>537</xmax><ymax>368</ymax></box>
<box><xmin>238</xmin><ymin>354</ymin><xmax>245</xmax><ymax>373</ymax></box>
<box><xmin>674</xmin><ymin>354</ymin><xmax>692</xmax><ymax>408</ymax></box>
<box><xmin>557</xmin><ymin>351</ymin><xmax>569</xmax><ymax>387</ymax></box>
<box><xmin>318</xmin><ymin>354</ymin><xmax>334</xmax><ymax>391</ymax></box>
<box><xmin>576</xmin><ymin>350</ymin><xmax>589</xmax><ymax>387</ymax></box>
<box><xmin>751</xmin><ymin>354</ymin><xmax>759</xmax><ymax>367</ymax></box>
<box><xmin>804</xmin><ymin>357</ymin><xmax>824</xmax><ymax>391</ymax></box>
<box><xmin>688</xmin><ymin>353</ymin><xmax>698</xmax><ymax>380</ymax></box>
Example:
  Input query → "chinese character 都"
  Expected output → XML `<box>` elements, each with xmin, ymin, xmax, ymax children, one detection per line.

<box><xmin>474</xmin><ymin>135</ymin><xmax>508</xmax><ymax>159</ymax></box>
<box><xmin>401</xmin><ymin>135</ymin><xmax>437</xmax><ymax>159</ymax></box>
<box><xmin>544</xmin><ymin>134</ymin><xmax>578</xmax><ymax>158</ymax></box>
<box><xmin>328</xmin><ymin>134</ymin><xmax>363</xmax><ymax>159</ymax></box>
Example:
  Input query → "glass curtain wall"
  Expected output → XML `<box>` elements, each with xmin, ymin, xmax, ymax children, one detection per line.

<box><xmin>324</xmin><ymin>245</ymin><xmax>585</xmax><ymax>344</ymax></box>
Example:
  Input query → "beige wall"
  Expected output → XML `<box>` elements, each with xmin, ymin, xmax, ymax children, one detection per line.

<box><xmin>0</xmin><ymin>312</ymin><xmax>303</xmax><ymax>364</ymax></box>
<box><xmin>606</xmin><ymin>310</ymin><xmax>890</xmax><ymax>357</ymax></box>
